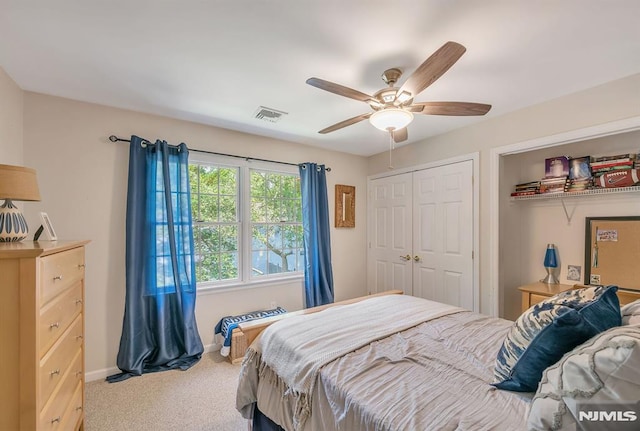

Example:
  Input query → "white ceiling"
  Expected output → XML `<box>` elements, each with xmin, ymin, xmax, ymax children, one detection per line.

<box><xmin>2</xmin><ymin>1</ymin><xmax>640</xmax><ymax>156</ymax></box>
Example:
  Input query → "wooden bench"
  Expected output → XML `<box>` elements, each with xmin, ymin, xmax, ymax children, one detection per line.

<box><xmin>227</xmin><ymin>289</ymin><xmax>403</xmax><ymax>364</ymax></box>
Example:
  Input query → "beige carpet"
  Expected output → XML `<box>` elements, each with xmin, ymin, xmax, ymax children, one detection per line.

<box><xmin>85</xmin><ymin>351</ymin><xmax>248</xmax><ymax>430</ymax></box>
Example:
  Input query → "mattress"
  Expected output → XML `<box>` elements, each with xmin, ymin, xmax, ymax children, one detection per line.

<box><xmin>238</xmin><ymin>298</ymin><xmax>531</xmax><ymax>431</ymax></box>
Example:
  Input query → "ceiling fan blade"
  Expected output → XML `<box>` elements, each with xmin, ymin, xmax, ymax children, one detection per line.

<box><xmin>319</xmin><ymin>113</ymin><xmax>372</xmax><ymax>134</ymax></box>
<box><xmin>306</xmin><ymin>77</ymin><xmax>374</xmax><ymax>103</ymax></box>
<box><xmin>414</xmin><ymin>101</ymin><xmax>492</xmax><ymax>116</ymax></box>
<box><xmin>398</xmin><ymin>41</ymin><xmax>466</xmax><ymax>98</ymax></box>
<box><xmin>393</xmin><ymin>127</ymin><xmax>408</xmax><ymax>143</ymax></box>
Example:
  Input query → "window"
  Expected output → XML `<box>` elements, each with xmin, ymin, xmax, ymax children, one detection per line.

<box><xmin>189</xmin><ymin>156</ymin><xmax>303</xmax><ymax>288</ymax></box>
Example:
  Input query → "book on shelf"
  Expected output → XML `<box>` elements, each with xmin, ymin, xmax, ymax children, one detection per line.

<box><xmin>590</xmin><ymin>159</ymin><xmax>635</xmax><ymax>169</ymax></box>
<box><xmin>539</xmin><ymin>187</ymin><xmax>566</xmax><ymax>194</ymax></box>
<box><xmin>510</xmin><ymin>190</ymin><xmax>538</xmax><ymax>197</ymax></box>
<box><xmin>591</xmin><ymin>163</ymin><xmax>636</xmax><ymax>175</ymax></box>
<box><xmin>540</xmin><ymin>175</ymin><xmax>568</xmax><ymax>185</ymax></box>
<box><xmin>539</xmin><ymin>178</ymin><xmax>568</xmax><ymax>194</ymax></box>
<box><xmin>569</xmin><ymin>156</ymin><xmax>592</xmax><ymax>180</ymax></box>
<box><xmin>545</xmin><ymin>156</ymin><xmax>570</xmax><ymax>178</ymax></box>
<box><xmin>591</xmin><ymin>153</ymin><xmax>635</xmax><ymax>163</ymax></box>
<box><xmin>566</xmin><ymin>178</ymin><xmax>594</xmax><ymax>190</ymax></box>
<box><xmin>515</xmin><ymin>180</ymin><xmax>541</xmax><ymax>188</ymax></box>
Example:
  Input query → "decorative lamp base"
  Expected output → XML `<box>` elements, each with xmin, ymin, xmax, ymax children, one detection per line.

<box><xmin>0</xmin><ymin>199</ymin><xmax>29</xmax><ymax>242</ymax></box>
<box><xmin>541</xmin><ymin>268</ymin><xmax>560</xmax><ymax>284</ymax></box>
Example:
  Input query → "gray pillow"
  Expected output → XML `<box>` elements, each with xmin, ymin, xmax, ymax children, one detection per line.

<box><xmin>527</xmin><ymin>325</ymin><xmax>640</xmax><ymax>430</ymax></box>
<box><xmin>621</xmin><ymin>299</ymin><xmax>640</xmax><ymax>325</ymax></box>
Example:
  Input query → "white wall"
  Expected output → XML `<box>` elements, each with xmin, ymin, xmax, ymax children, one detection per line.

<box><xmin>367</xmin><ymin>73</ymin><xmax>640</xmax><ymax>317</ymax></box>
<box><xmin>21</xmin><ymin>92</ymin><xmax>369</xmax><ymax>378</ymax></box>
<box><xmin>0</xmin><ymin>67</ymin><xmax>23</xmax><ymax>164</ymax></box>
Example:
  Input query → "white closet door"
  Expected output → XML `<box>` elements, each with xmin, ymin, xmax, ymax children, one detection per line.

<box><xmin>412</xmin><ymin>160</ymin><xmax>474</xmax><ymax>309</ymax></box>
<box><xmin>368</xmin><ymin>172</ymin><xmax>413</xmax><ymax>295</ymax></box>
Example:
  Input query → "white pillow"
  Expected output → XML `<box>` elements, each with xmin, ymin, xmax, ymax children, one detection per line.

<box><xmin>621</xmin><ymin>299</ymin><xmax>640</xmax><ymax>325</ymax></box>
<box><xmin>527</xmin><ymin>325</ymin><xmax>640</xmax><ymax>430</ymax></box>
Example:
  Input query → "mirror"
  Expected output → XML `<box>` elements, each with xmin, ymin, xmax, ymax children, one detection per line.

<box><xmin>584</xmin><ymin>216</ymin><xmax>640</xmax><ymax>290</ymax></box>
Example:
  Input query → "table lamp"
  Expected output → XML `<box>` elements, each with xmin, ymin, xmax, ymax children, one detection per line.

<box><xmin>0</xmin><ymin>164</ymin><xmax>41</xmax><ymax>242</ymax></box>
<box><xmin>541</xmin><ymin>243</ymin><xmax>559</xmax><ymax>284</ymax></box>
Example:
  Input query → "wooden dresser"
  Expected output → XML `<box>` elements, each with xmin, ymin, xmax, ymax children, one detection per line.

<box><xmin>0</xmin><ymin>240</ymin><xmax>89</xmax><ymax>431</ymax></box>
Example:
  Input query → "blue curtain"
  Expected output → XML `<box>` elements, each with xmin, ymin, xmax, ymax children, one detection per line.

<box><xmin>107</xmin><ymin>136</ymin><xmax>203</xmax><ymax>382</ymax></box>
<box><xmin>298</xmin><ymin>163</ymin><xmax>334</xmax><ymax>308</ymax></box>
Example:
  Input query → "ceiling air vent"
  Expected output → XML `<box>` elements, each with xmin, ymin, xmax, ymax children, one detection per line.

<box><xmin>254</xmin><ymin>106</ymin><xmax>288</xmax><ymax>123</ymax></box>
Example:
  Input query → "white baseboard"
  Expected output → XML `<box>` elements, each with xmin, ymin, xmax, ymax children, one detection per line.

<box><xmin>84</xmin><ymin>343</ymin><xmax>220</xmax><ymax>382</ymax></box>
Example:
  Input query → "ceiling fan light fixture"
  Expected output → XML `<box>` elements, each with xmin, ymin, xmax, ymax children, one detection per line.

<box><xmin>369</xmin><ymin>108</ymin><xmax>414</xmax><ymax>131</ymax></box>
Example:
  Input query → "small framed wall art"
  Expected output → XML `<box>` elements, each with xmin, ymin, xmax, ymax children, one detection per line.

<box><xmin>335</xmin><ymin>184</ymin><xmax>355</xmax><ymax>228</ymax></box>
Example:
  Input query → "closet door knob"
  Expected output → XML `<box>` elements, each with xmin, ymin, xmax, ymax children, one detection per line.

<box><xmin>400</xmin><ymin>255</ymin><xmax>411</xmax><ymax>261</ymax></box>
<box><xmin>413</xmin><ymin>255</ymin><xmax>421</xmax><ymax>262</ymax></box>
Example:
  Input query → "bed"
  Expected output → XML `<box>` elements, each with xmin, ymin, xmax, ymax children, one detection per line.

<box><xmin>236</xmin><ymin>289</ymin><xmax>640</xmax><ymax>431</ymax></box>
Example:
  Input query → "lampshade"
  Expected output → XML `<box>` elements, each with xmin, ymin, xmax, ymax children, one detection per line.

<box><xmin>0</xmin><ymin>164</ymin><xmax>41</xmax><ymax>242</ymax></box>
<box><xmin>0</xmin><ymin>164</ymin><xmax>41</xmax><ymax>201</ymax></box>
<box><xmin>369</xmin><ymin>108</ymin><xmax>414</xmax><ymax>131</ymax></box>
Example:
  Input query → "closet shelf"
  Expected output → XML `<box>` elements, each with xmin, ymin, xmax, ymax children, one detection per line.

<box><xmin>510</xmin><ymin>185</ymin><xmax>640</xmax><ymax>201</ymax></box>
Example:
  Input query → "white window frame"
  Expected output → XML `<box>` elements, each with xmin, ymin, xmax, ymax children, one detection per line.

<box><xmin>189</xmin><ymin>152</ymin><xmax>303</xmax><ymax>291</ymax></box>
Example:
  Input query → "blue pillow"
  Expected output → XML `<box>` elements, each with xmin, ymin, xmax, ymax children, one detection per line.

<box><xmin>493</xmin><ymin>285</ymin><xmax>621</xmax><ymax>392</ymax></box>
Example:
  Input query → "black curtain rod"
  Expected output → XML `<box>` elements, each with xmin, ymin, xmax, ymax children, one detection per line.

<box><xmin>108</xmin><ymin>135</ymin><xmax>331</xmax><ymax>171</ymax></box>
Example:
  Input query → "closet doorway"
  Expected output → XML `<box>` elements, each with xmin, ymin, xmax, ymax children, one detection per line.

<box><xmin>367</xmin><ymin>158</ymin><xmax>477</xmax><ymax>310</ymax></box>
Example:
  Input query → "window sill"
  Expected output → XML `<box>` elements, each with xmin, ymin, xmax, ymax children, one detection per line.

<box><xmin>196</xmin><ymin>274</ymin><xmax>304</xmax><ymax>295</ymax></box>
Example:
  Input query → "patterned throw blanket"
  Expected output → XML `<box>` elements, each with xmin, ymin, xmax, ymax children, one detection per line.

<box><xmin>214</xmin><ymin>307</ymin><xmax>287</xmax><ymax>356</ymax></box>
<box><xmin>238</xmin><ymin>295</ymin><xmax>463</xmax><ymax>430</ymax></box>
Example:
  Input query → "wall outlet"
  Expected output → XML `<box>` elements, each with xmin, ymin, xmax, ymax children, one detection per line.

<box><xmin>270</xmin><ymin>301</ymin><xmax>277</xmax><ymax>309</ymax></box>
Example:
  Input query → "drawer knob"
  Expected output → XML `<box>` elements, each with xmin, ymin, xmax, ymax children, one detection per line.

<box><xmin>78</xmin><ymin>264</ymin><xmax>86</xmax><ymax>269</ymax></box>
<box><xmin>53</xmin><ymin>275</ymin><xmax>63</xmax><ymax>281</ymax></box>
<box><xmin>50</xmin><ymin>369</ymin><xmax>60</xmax><ymax>376</ymax></box>
<box><xmin>75</xmin><ymin>406</ymin><xmax>83</xmax><ymax>412</ymax></box>
<box><xmin>51</xmin><ymin>416</ymin><xmax>61</xmax><ymax>424</ymax></box>
<box><xmin>49</xmin><ymin>322</ymin><xmax>60</xmax><ymax>329</ymax></box>
<box><xmin>75</xmin><ymin>298</ymin><xmax>83</xmax><ymax>305</ymax></box>
<box><xmin>76</xmin><ymin>335</ymin><xmax>84</xmax><ymax>341</ymax></box>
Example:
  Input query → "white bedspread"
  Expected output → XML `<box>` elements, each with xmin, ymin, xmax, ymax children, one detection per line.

<box><xmin>237</xmin><ymin>295</ymin><xmax>531</xmax><ymax>431</ymax></box>
<box><xmin>237</xmin><ymin>295</ymin><xmax>463</xmax><ymax>430</ymax></box>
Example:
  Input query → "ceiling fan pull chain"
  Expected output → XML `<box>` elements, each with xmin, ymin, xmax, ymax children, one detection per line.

<box><xmin>388</xmin><ymin>130</ymin><xmax>394</xmax><ymax>170</ymax></box>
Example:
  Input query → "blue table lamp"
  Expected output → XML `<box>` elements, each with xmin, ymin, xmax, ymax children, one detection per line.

<box><xmin>541</xmin><ymin>243</ymin><xmax>559</xmax><ymax>284</ymax></box>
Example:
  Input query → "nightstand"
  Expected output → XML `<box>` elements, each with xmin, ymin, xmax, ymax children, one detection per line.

<box><xmin>518</xmin><ymin>282</ymin><xmax>576</xmax><ymax>313</ymax></box>
<box><xmin>518</xmin><ymin>282</ymin><xmax>640</xmax><ymax>314</ymax></box>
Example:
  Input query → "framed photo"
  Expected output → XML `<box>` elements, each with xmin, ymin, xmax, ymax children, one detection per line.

<box><xmin>567</xmin><ymin>265</ymin><xmax>581</xmax><ymax>282</ymax></box>
<box><xmin>40</xmin><ymin>212</ymin><xmax>57</xmax><ymax>240</ymax></box>
<box><xmin>335</xmin><ymin>184</ymin><xmax>355</xmax><ymax>228</ymax></box>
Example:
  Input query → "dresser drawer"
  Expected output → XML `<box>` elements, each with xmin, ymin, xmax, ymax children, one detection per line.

<box><xmin>39</xmin><ymin>349</ymin><xmax>83</xmax><ymax>431</ymax></box>
<box><xmin>529</xmin><ymin>293</ymin><xmax>550</xmax><ymax>307</ymax></box>
<box><xmin>39</xmin><ymin>282</ymin><xmax>83</xmax><ymax>356</ymax></box>
<box><xmin>40</xmin><ymin>247</ymin><xmax>85</xmax><ymax>306</ymax></box>
<box><xmin>58</xmin><ymin>382</ymin><xmax>83</xmax><ymax>431</ymax></box>
<box><xmin>40</xmin><ymin>316</ymin><xmax>83</xmax><ymax>407</ymax></box>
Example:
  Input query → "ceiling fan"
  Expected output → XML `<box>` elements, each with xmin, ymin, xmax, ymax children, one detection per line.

<box><xmin>306</xmin><ymin>41</ymin><xmax>491</xmax><ymax>144</ymax></box>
